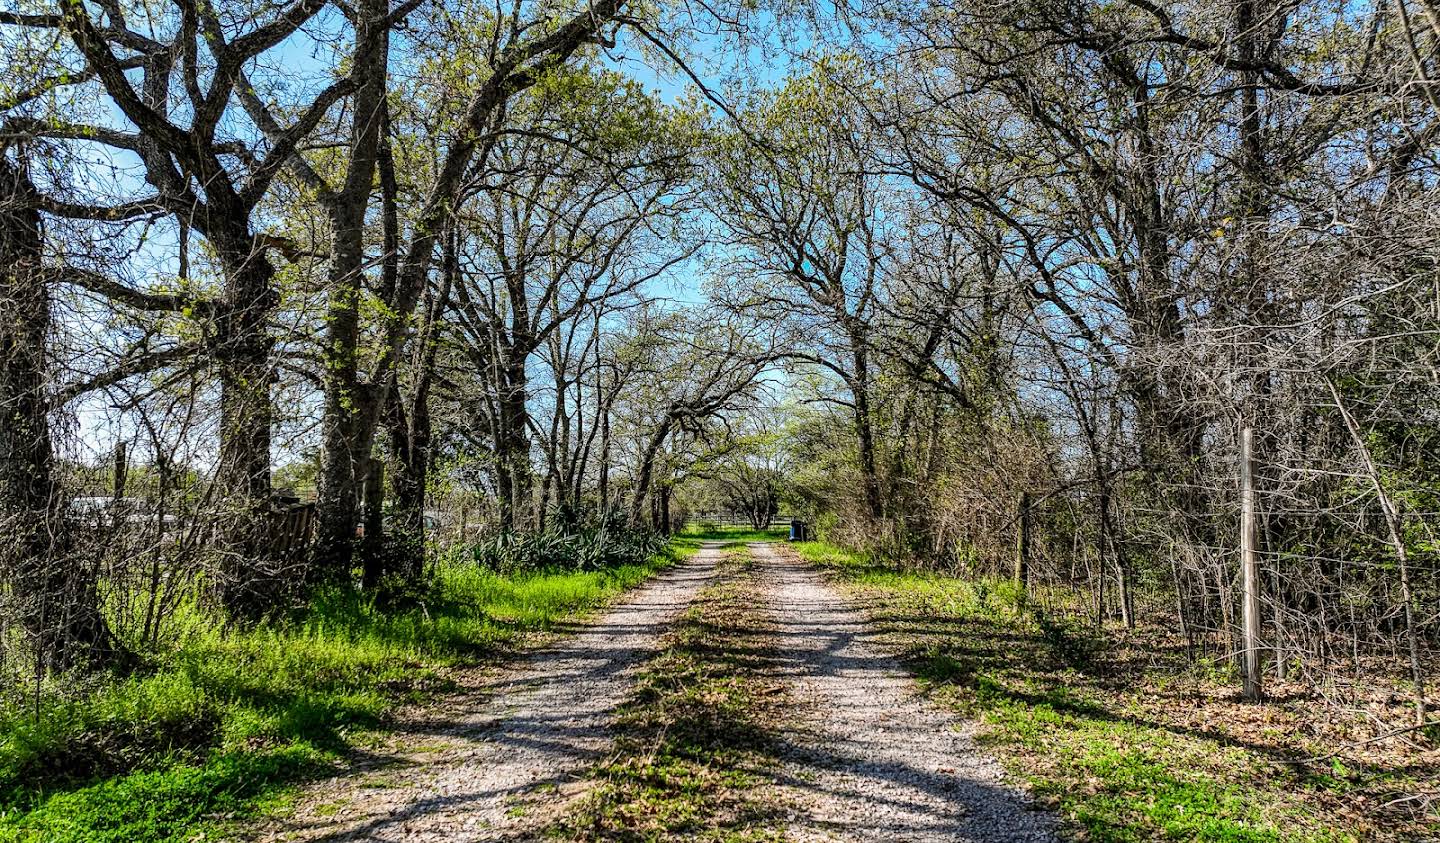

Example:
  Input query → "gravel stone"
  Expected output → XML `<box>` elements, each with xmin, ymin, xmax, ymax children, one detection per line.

<box><xmin>751</xmin><ymin>542</ymin><xmax>1059</xmax><ymax>843</ymax></box>
<box><xmin>255</xmin><ymin>546</ymin><xmax>722</xmax><ymax>842</ymax></box>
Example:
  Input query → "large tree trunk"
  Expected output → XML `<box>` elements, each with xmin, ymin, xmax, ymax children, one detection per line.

<box><xmin>629</xmin><ymin>421</ymin><xmax>671</xmax><ymax>527</ymax></box>
<box><xmin>213</xmin><ymin>241</ymin><xmax>280</xmax><ymax>618</ymax></box>
<box><xmin>314</xmin><ymin>275</ymin><xmax>363</xmax><ymax>574</ymax></box>
<box><xmin>379</xmin><ymin>240</ymin><xmax>451</xmax><ymax>585</ymax></box>
<box><xmin>315</xmin><ymin>1</ymin><xmax>391</xmax><ymax>578</ymax></box>
<box><xmin>498</xmin><ymin>349</ymin><xmax>533</xmax><ymax>529</ymax></box>
<box><xmin>359</xmin><ymin>456</ymin><xmax>385</xmax><ymax>589</ymax></box>
<box><xmin>658</xmin><ymin>483</ymin><xmax>672</xmax><ymax>536</ymax></box>
<box><xmin>597</xmin><ymin>370</ymin><xmax>613</xmax><ymax>514</ymax></box>
<box><xmin>0</xmin><ymin>161</ymin><xmax>120</xmax><ymax>671</ymax></box>
<box><xmin>386</xmin><ymin>388</ymin><xmax>430</xmax><ymax>583</ymax></box>
<box><xmin>548</xmin><ymin>351</ymin><xmax>575</xmax><ymax>522</ymax></box>
<box><xmin>1120</xmin><ymin>72</ymin><xmax>1211</xmax><ymax>563</ymax></box>
<box><xmin>355</xmin><ymin>385</ymin><xmax>384</xmax><ymax>583</ymax></box>
<box><xmin>850</xmin><ymin>341</ymin><xmax>884</xmax><ymax>520</ymax></box>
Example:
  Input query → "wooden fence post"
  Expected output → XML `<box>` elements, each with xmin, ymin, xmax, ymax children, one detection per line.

<box><xmin>1240</xmin><ymin>425</ymin><xmax>1263</xmax><ymax>701</ymax></box>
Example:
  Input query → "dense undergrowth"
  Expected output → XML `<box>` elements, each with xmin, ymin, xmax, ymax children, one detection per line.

<box><xmin>470</xmin><ymin>522</ymin><xmax>671</xmax><ymax>572</ymax></box>
<box><xmin>676</xmin><ymin>524</ymin><xmax>789</xmax><ymax>543</ymax></box>
<box><xmin>0</xmin><ymin>540</ymin><xmax>686</xmax><ymax>843</ymax></box>
<box><xmin>795</xmin><ymin>540</ymin><xmax>1439</xmax><ymax>843</ymax></box>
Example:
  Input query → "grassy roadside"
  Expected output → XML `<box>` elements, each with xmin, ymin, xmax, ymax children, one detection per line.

<box><xmin>554</xmin><ymin>544</ymin><xmax>790</xmax><ymax>841</ymax></box>
<box><xmin>0</xmin><ymin>545</ymin><xmax>692</xmax><ymax>843</ymax></box>
<box><xmin>794</xmin><ymin>540</ymin><xmax>1438</xmax><ymax>843</ymax></box>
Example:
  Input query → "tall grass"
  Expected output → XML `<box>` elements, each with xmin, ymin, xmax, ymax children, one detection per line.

<box><xmin>0</xmin><ymin>545</ymin><xmax>684</xmax><ymax>842</ymax></box>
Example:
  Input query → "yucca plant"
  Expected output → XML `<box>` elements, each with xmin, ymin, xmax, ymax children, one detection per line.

<box><xmin>469</xmin><ymin>510</ymin><xmax>667</xmax><ymax>573</ymax></box>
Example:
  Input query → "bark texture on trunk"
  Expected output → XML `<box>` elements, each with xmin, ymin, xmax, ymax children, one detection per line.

<box><xmin>315</xmin><ymin>0</ymin><xmax>391</xmax><ymax>577</ymax></box>
<box><xmin>850</xmin><ymin>340</ymin><xmax>884</xmax><ymax>520</ymax></box>
<box><xmin>212</xmin><ymin>236</ymin><xmax>280</xmax><ymax>618</ymax></box>
<box><xmin>498</xmin><ymin>350</ymin><xmax>534</xmax><ymax>529</ymax></box>
<box><xmin>629</xmin><ymin>420</ymin><xmax>672</xmax><ymax>528</ymax></box>
<box><xmin>386</xmin><ymin>387</ymin><xmax>430</xmax><ymax>580</ymax></box>
<box><xmin>0</xmin><ymin>161</ymin><xmax>120</xmax><ymax>671</ymax></box>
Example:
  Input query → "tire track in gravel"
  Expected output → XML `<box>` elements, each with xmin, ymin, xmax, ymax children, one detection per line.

<box><xmin>258</xmin><ymin>545</ymin><xmax>722</xmax><ymax>843</ymax></box>
<box><xmin>751</xmin><ymin>541</ymin><xmax>1058</xmax><ymax>843</ymax></box>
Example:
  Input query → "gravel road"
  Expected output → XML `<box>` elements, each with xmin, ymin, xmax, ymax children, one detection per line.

<box><xmin>259</xmin><ymin>540</ymin><xmax>1058</xmax><ymax>841</ymax></box>
<box><xmin>257</xmin><ymin>545</ymin><xmax>721</xmax><ymax>842</ymax></box>
<box><xmin>751</xmin><ymin>542</ymin><xmax>1058</xmax><ymax>843</ymax></box>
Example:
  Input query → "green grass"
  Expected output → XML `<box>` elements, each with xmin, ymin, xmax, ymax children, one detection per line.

<box><xmin>556</xmin><ymin>546</ymin><xmax>788</xmax><ymax>841</ymax></box>
<box><xmin>797</xmin><ymin>539</ymin><xmax>1381</xmax><ymax>843</ymax></box>
<box><xmin>0</xmin><ymin>546</ymin><xmax>686</xmax><ymax>843</ymax></box>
